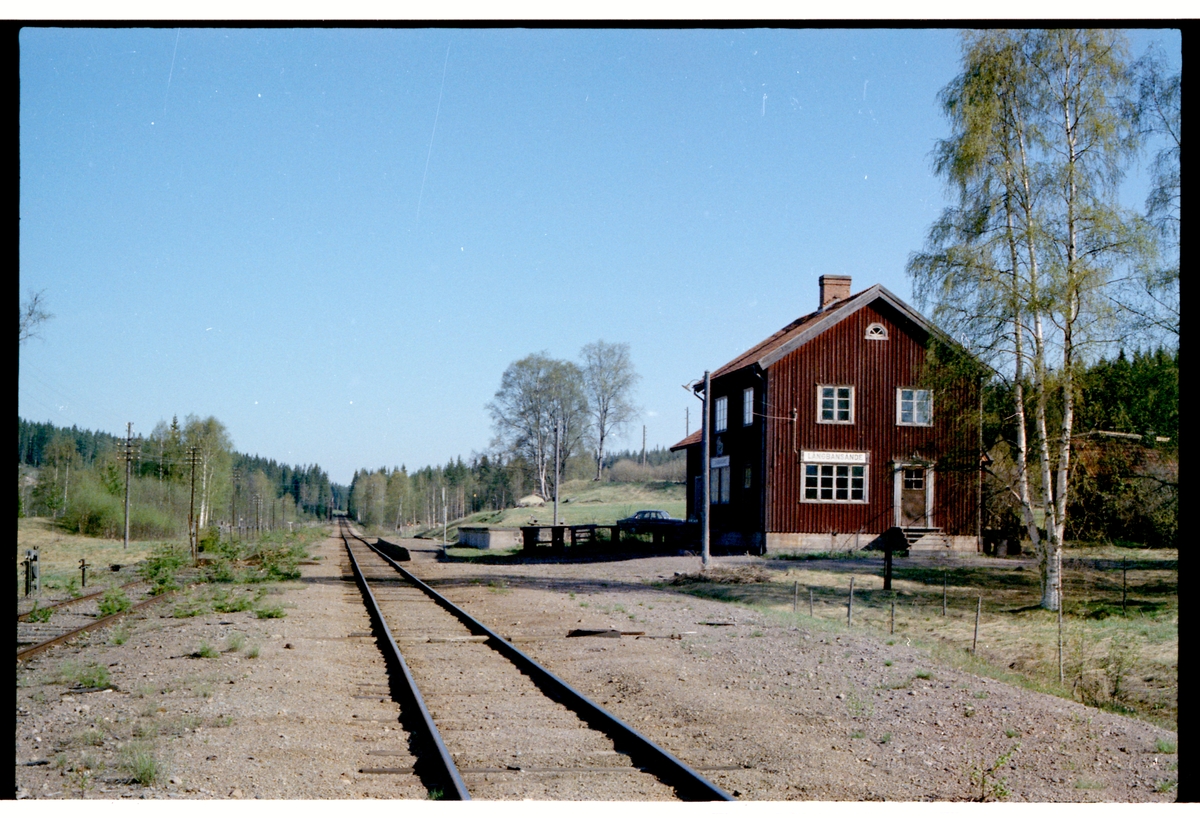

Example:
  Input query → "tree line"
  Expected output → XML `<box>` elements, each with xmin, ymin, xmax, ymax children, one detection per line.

<box><xmin>18</xmin><ymin>415</ymin><xmax>338</xmax><ymax>539</ymax></box>
<box><xmin>909</xmin><ymin>30</ymin><xmax>1179</xmax><ymax>609</ymax></box>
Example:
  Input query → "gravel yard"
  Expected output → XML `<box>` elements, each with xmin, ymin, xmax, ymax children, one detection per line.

<box><xmin>15</xmin><ymin>528</ymin><xmax>1178</xmax><ymax>801</ymax></box>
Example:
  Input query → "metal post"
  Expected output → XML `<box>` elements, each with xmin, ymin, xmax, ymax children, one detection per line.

<box><xmin>972</xmin><ymin>596</ymin><xmax>981</xmax><ymax>654</ymax></box>
<box><xmin>701</xmin><ymin>371</ymin><xmax>711</xmax><ymax>571</ymax></box>
<box><xmin>442</xmin><ymin>486</ymin><xmax>448</xmax><ymax>548</ymax></box>
<box><xmin>80</xmin><ymin>558</ymin><xmax>88</xmax><ymax>588</ymax></box>
<box><xmin>847</xmin><ymin>576</ymin><xmax>854</xmax><ymax>627</ymax></box>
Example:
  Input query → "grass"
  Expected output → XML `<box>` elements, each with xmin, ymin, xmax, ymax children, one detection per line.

<box><xmin>56</xmin><ymin>660</ymin><xmax>111</xmax><ymax>690</ymax></box>
<box><xmin>254</xmin><ymin>603</ymin><xmax>286</xmax><ymax>619</ymax></box>
<box><xmin>225</xmin><ymin>632</ymin><xmax>246</xmax><ymax>653</ymax></box>
<box><xmin>667</xmin><ymin>545</ymin><xmax>1177</xmax><ymax>729</ymax></box>
<box><xmin>15</xmin><ymin>517</ymin><xmax>160</xmax><ymax>598</ymax></box>
<box><xmin>119</xmin><ymin>741</ymin><xmax>161</xmax><ymax>786</ymax></box>
<box><xmin>26</xmin><ymin>601</ymin><xmax>54</xmax><ymax>622</ymax></box>
<box><xmin>109</xmin><ymin>624</ymin><xmax>131</xmax><ymax>645</ymax></box>
<box><xmin>243</xmin><ymin>643</ymin><xmax>261</xmax><ymax>659</ymax></box>
<box><xmin>195</xmin><ymin>642</ymin><xmax>219</xmax><ymax>658</ymax></box>
<box><xmin>1154</xmin><ymin>738</ymin><xmax>1177</xmax><ymax>754</ymax></box>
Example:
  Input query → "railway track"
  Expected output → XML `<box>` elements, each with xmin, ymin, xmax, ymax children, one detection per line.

<box><xmin>338</xmin><ymin>518</ymin><xmax>734</xmax><ymax>801</ymax></box>
<box><xmin>16</xmin><ymin>579</ymin><xmax>176</xmax><ymax>662</ymax></box>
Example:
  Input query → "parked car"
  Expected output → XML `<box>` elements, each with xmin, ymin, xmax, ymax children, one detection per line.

<box><xmin>616</xmin><ymin>510</ymin><xmax>685</xmax><ymax>537</ymax></box>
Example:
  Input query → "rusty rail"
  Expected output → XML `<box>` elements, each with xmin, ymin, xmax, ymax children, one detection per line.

<box><xmin>17</xmin><ymin>589</ymin><xmax>178</xmax><ymax>662</ymax></box>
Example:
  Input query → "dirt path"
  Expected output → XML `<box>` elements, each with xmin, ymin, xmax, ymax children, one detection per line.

<box><xmin>15</xmin><ymin>529</ymin><xmax>1178</xmax><ymax>801</ymax></box>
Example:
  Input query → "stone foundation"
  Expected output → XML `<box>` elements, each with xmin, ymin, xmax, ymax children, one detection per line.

<box><xmin>765</xmin><ymin>531</ymin><xmax>978</xmax><ymax>554</ymax></box>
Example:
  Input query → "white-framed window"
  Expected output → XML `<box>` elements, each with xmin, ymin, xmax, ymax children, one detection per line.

<box><xmin>743</xmin><ymin>387</ymin><xmax>754</xmax><ymax>426</ymax></box>
<box><xmin>817</xmin><ymin>385</ymin><xmax>854</xmax><ymax>424</ymax></box>
<box><xmin>743</xmin><ymin>465</ymin><xmax>753</xmax><ymax>489</ymax></box>
<box><xmin>865</xmin><ymin>322</ymin><xmax>889</xmax><ymax>340</ymax></box>
<box><xmin>897</xmin><ymin>388</ymin><xmax>933</xmax><ymax>426</ymax></box>
<box><xmin>801</xmin><ymin>452</ymin><xmax>868</xmax><ymax>503</ymax></box>
<box><xmin>714</xmin><ymin>396</ymin><xmax>728</xmax><ymax>432</ymax></box>
<box><xmin>710</xmin><ymin>458</ymin><xmax>730</xmax><ymax>504</ymax></box>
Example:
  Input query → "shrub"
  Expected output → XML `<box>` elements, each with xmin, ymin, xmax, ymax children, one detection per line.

<box><xmin>27</xmin><ymin>603</ymin><xmax>54</xmax><ymax>623</ymax></box>
<box><xmin>98</xmin><ymin>589</ymin><xmax>132</xmax><ymax>617</ymax></box>
<box><xmin>140</xmin><ymin>545</ymin><xmax>187</xmax><ymax>594</ymax></box>
<box><xmin>254</xmin><ymin>604</ymin><xmax>286</xmax><ymax>619</ymax></box>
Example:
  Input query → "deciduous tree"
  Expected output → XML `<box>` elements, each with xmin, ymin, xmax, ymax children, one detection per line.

<box><xmin>580</xmin><ymin>340</ymin><xmax>640</xmax><ymax>481</ymax></box>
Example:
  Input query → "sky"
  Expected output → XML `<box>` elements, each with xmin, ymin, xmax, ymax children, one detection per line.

<box><xmin>18</xmin><ymin>26</ymin><xmax>1181</xmax><ymax>486</ymax></box>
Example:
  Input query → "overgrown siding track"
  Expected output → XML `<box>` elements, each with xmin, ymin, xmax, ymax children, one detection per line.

<box><xmin>339</xmin><ymin>518</ymin><xmax>733</xmax><ymax>801</ymax></box>
<box><xmin>16</xmin><ymin>581</ymin><xmax>173</xmax><ymax>662</ymax></box>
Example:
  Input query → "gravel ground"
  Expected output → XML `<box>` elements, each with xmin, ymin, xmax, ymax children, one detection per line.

<box><xmin>15</xmin><ymin>528</ymin><xmax>1178</xmax><ymax>801</ymax></box>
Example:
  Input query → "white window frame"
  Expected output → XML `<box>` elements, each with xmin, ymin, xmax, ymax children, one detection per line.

<box><xmin>714</xmin><ymin>396</ymin><xmax>728</xmax><ymax>432</ymax></box>
<box><xmin>800</xmin><ymin>452</ymin><xmax>868</xmax><ymax>504</ymax></box>
<box><xmin>817</xmin><ymin>385</ymin><xmax>854</xmax><ymax>424</ymax></box>
<box><xmin>743</xmin><ymin>387</ymin><xmax>754</xmax><ymax>426</ymax></box>
<box><xmin>710</xmin><ymin>456</ymin><xmax>731</xmax><ymax>505</ymax></box>
<box><xmin>865</xmin><ymin>322</ymin><xmax>889</xmax><ymax>340</ymax></box>
<box><xmin>897</xmin><ymin>388</ymin><xmax>933</xmax><ymax>426</ymax></box>
<box><xmin>892</xmin><ymin>461</ymin><xmax>935</xmax><ymax>527</ymax></box>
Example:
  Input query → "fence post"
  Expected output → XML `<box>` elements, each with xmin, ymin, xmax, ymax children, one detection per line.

<box><xmin>890</xmin><ymin>600</ymin><xmax>895</xmax><ymax>635</ymax></box>
<box><xmin>972</xmin><ymin>596</ymin><xmax>981</xmax><ymax>654</ymax></box>
<box><xmin>809</xmin><ymin>587</ymin><xmax>814</xmax><ymax>618</ymax></box>
<box><xmin>1122</xmin><ymin>557</ymin><xmax>1127</xmax><ymax>616</ymax></box>
<box><xmin>847</xmin><ymin>576</ymin><xmax>854</xmax><ymax>627</ymax></box>
<box><xmin>793</xmin><ymin>581</ymin><xmax>798</xmax><ymax>613</ymax></box>
<box><xmin>1058</xmin><ymin>575</ymin><xmax>1065</xmax><ymax>685</ymax></box>
<box><xmin>943</xmin><ymin>571</ymin><xmax>947</xmax><ymax>617</ymax></box>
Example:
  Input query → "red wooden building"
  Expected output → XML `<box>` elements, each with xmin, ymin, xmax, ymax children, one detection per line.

<box><xmin>672</xmin><ymin>276</ymin><xmax>981</xmax><ymax>554</ymax></box>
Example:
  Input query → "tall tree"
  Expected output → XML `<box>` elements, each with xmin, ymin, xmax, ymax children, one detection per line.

<box><xmin>909</xmin><ymin>29</ymin><xmax>1142</xmax><ymax>610</ymax></box>
<box><xmin>19</xmin><ymin>290</ymin><xmax>52</xmax><ymax>345</ymax></box>
<box><xmin>580</xmin><ymin>340</ymin><xmax>640</xmax><ymax>481</ymax></box>
<box><xmin>182</xmin><ymin>415</ymin><xmax>232</xmax><ymax>529</ymax></box>
<box><xmin>488</xmin><ymin>353</ymin><xmax>587</xmax><ymax>499</ymax></box>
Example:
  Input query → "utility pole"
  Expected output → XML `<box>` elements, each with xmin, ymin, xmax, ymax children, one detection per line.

<box><xmin>641</xmin><ymin>425</ymin><xmax>646</xmax><ymax>467</ymax></box>
<box><xmin>121</xmin><ymin>423</ymin><xmax>135</xmax><ymax>551</ymax></box>
<box><xmin>701</xmin><ymin>371</ymin><xmax>711</xmax><ymax>571</ymax></box>
<box><xmin>686</xmin><ymin>406</ymin><xmax>689</xmax><ymax>437</ymax></box>
<box><xmin>442</xmin><ymin>486</ymin><xmax>448</xmax><ymax>549</ymax></box>
<box><xmin>187</xmin><ymin>446</ymin><xmax>200</xmax><ymax>565</ymax></box>
<box><xmin>553</xmin><ymin>418</ymin><xmax>561</xmax><ymax>526</ymax></box>
<box><xmin>230</xmin><ymin>468</ymin><xmax>240</xmax><ymax>544</ymax></box>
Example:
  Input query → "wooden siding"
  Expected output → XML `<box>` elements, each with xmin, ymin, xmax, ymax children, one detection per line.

<box><xmin>761</xmin><ymin>301</ymin><xmax>978</xmax><ymax>537</ymax></box>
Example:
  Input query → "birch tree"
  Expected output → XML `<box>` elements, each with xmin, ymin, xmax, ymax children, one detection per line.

<box><xmin>580</xmin><ymin>340</ymin><xmax>640</xmax><ymax>481</ymax></box>
<box><xmin>183</xmin><ymin>415</ymin><xmax>232</xmax><ymax>530</ymax></box>
<box><xmin>488</xmin><ymin>353</ymin><xmax>587</xmax><ymax>499</ymax></box>
<box><xmin>909</xmin><ymin>29</ymin><xmax>1142</xmax><ymax>610</ymax></box>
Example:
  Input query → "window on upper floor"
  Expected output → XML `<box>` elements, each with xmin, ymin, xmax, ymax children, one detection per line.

<box><xmin>897</xmin><ymin>388</ymin><xmax>933</xmax><ymax>426</ymax></box>
<box><xmin>865</xmin><ymin>322</ymin><xmax>889</xmax><ymax>340</ymax></box>
<box><xmin>743</xmin><ymin>387</ymin><xmax>754</xmax><ymax>426</ymax></box>
<box><xmin>817</xmin><ymin>385</ymin><xmax>854</xmax><ymax>424</ymax></box>
<box><xmin>714</xmin><ymin>396</ymin><xmax>728</xmax><ymax>432</ymax></box>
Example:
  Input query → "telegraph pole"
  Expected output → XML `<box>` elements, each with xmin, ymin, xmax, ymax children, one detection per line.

<box><xmin>230</xmin><ymin>468</ymin><xmax>240</xmax><ymax>543</ymax></box>
<box><xmin>701</xmin><ymin>371</ymin><xmax>711</xmax><ymax>570</ymax></box>
<box><xmin>122</xmin><ymin>423</ymin><xmax>135</xmax><ymax>551</ymax></box>
<box><xmin>187</xmin><ymin>447</ymin><xmax>200</xmax><ymax>564</ymax></box>
<box><xmin>553</xmin><ymin>419</ymin><xmax>561</xmax><ymax>526</ymax></box>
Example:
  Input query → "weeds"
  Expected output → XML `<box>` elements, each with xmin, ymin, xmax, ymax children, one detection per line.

<box><xmin>140</xmin><ymin>545</ymin><xmax>187</xmax><ymax>594</ymax></box>
<box><xmin>969</xmin><ymin>744</ymin><xmax>1018</xmax><ymax>802</ymax></box>
<box><xmin>58</xmin><ymin>661</ymin><xmax>110</xmax><ymax>690</ymax></box>
<box><xmin>254</xmin><ymin>604</ymin><xmax>286</xmax><ymax>619</ymax></box>
<box><xmin>244</xmin><ymin>644</ymin><xmax>261</xmax><ymax>659</ymax></box>
<box><xmin>74</xmin><ymin>727</ymin><xmax>107</xmax><ymax>747</ymax></box>
<box><xmin>879</xmin><ymin>733</ymin><xmax>892</xmax><ymax>744</ymax></box>
<box><xmin>109</xmin><ymin>625</ymin><xmax>131</xmax><ymax>646</ymax></box>
<box><xmin>427</xmin><ymin>788</ymin><xmax>444</xmax><ymax>800</ymax></box>
<box><xmin>97</xmin><ymin>589</ymin><xmax>132</xmax><ymax>617</ymax></box>
<box><xmin>915</xmin><ymin>670</ymin><xmax>932</xmax><ymax>680</ymax></box>
<box><xmin>27</xmin><ymin>602</ymin><xmax>54</xmax><ymax>622</ymax></box>
<box><xmin>195</xmin><ymin>642</ymin><xmax>219</xmax><ymax>658</ymax></box>
<box><xmin>225</xmin><ymin>633</ymin><xmax>246</xmax><ymax>653</ymax></box>
<box><xmin>119</xmin><ymin>741</ymin><xmax>161</xmax><ymax>786</ymax></box>
<box><xmin>1154</xmin><ymin>738</ymin><xmax>1177</xmax><ymax>754</ymax></box>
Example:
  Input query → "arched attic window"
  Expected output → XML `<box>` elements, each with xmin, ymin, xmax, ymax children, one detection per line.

<box><xmin>865</xmin><ymin>322</ymin><xmax>889</xmax><ymax>340</ymax></box>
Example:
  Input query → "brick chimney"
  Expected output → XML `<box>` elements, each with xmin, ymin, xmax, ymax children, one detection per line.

<box><xmin>819</xmin><ymin>275</ymin><xmax>851</xmax><ymax>309</ymax></box>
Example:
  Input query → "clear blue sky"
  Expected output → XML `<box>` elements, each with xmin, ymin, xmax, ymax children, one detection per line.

<box><xmin>18</xmin><ymin>27</ymin><xmax>1180</xmax><ymax>486</ymax></box>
